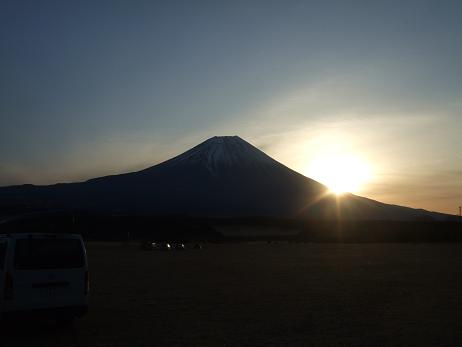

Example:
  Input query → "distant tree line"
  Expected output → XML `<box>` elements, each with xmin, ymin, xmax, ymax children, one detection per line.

<box><xmin>1</xmin><ymin>209</ymin><xmax>461</xmax><ymax>243</ymax></box>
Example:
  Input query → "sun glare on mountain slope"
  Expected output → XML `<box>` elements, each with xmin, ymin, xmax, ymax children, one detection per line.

<box><xmin>306</xmin><ymin>154</ymin><xmax>371</xmax><ymax>195</ymax></box>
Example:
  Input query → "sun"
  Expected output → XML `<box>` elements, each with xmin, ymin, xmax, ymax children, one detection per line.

<box><xmin>306</xmin><ymin>154</ymin><xmax>371</xmax><ymax>195</ymax></box>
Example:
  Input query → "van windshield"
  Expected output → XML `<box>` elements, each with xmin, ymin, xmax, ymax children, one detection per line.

<box><xmin>0</xmin><ymin>242</ymin><xmax>6</xmax><ymax>269</ymax></box>
<box><xmin>14</xmin><ymin>238</ymin><xmax>85</xmax><ymax>270</ymax></box>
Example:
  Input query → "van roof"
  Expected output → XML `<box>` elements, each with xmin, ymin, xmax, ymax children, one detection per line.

<box><xmin>0</xmin><ymin>233</ymin><xmax>82</xmax><ymax>239</ymax></box>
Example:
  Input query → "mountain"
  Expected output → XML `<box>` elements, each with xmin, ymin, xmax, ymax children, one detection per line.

<box><xmin>0</xmin><ymin>136</ymin><xmax>455</xmax><ymax>221</ymax></box>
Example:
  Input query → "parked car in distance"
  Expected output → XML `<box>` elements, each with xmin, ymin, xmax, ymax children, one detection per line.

<box><xmin>171</xmin><ymin>243</ymin><xmax>185</xmax><ymax>250</ymax></box>
<box><xmin>140</xmin><ymin>241</ymin><xmax>191</xmax><ymax>251</ymax></box>
<box><xmin>140</xmin><ymin>241</ymin><xmax>172</xmax><ymax>251</ymax></box>
<box><xmin>155</xmin><ymin>242</ymin><xmax>172</xmax><ymax>251</ymax></box>
<box><xmin>140</xmin><ymin>241</ymin><xmax>155</xmax><ymax>250</ymax></box>
<box><xmin>0</xmin><ymin>233</ymin><xmax>89</xmax><ymax>325</ymax></box>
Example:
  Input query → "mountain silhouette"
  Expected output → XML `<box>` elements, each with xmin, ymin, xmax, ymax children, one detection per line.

<box><xmin>0</xmin><ymin>136</ymin><xmax>455</xmax><ymax>221</ymax></box>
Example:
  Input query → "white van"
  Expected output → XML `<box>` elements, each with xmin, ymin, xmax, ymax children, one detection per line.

<box><xmin>0</xmin><ymin>233</ymin><xmax>89</xmax><ymax>324</ymax></box>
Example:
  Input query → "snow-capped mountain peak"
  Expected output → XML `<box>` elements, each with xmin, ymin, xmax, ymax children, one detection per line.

<box><xmin>165</xmin><ymin>136</ymin><xmax>278</xmax><ymax>173</ymax></box>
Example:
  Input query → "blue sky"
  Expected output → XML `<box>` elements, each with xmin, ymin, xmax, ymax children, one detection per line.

<box><xmin>1</xmin><ymin>0</ymin><xmax>461</xmax><ymax>213</ymax></box>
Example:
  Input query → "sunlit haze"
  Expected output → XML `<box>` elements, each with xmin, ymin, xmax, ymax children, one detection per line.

<box><xmin>306</xmin><ymin>154</ymin><xmax>371</xmax><ymax>195</ymax></box>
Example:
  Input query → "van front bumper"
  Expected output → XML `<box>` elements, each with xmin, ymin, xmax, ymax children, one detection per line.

<box><xmin>2</xmin><ymin>305</ymin><xmax>88</xmax><ymax>320</ymax></box>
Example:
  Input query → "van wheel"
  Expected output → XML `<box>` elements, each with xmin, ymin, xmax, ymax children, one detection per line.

<box><xmin>56</xmin><ymin>316</ymin><xmax>75</xmax><ymax>328</ymax></box>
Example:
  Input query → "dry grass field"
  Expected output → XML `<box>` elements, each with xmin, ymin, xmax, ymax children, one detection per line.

<box><xmin>4</xmin><ymin>242</ymin><xmax>462</xmax><ymax>346</ymax></box>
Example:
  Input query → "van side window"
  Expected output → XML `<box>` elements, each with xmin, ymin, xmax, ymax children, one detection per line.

<box><xmin>0</xmin><ymin>242</ymin><xmax>6</xmax><ymax>269</ymax></box>
<box><xmin>14</xmin><ymin>239</ymin><xmax>85</xmax><ymax>270</ymax></box>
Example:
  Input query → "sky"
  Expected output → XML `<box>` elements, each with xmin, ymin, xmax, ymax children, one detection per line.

<box><xmin>1</xmin><ymin>0</ymin><xmax>461</xmax><ymax>214</ymax></box>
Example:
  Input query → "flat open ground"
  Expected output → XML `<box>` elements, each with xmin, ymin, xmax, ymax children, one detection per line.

<box><xmin>4</xmin><ymin>242</ymin><xmax>462</xmax><ymax>346</ymax></box>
